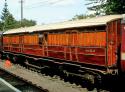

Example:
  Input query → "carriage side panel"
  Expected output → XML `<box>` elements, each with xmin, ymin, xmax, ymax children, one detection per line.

<box><xmin>47</xmin><ymin>30</ymin><xmax>107</xmax><ymax>66</ymax></box>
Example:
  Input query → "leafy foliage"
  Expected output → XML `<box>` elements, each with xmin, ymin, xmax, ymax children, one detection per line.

<box><xmin>0</xmin><ymin>0</ymin><xmax>17</xmax><ymax>31</ymax></box>
<box><xmin>71</xmin><ymin>14</ymin><xmax>95</xmax><ymax>20</ymax></box>
<box><xmin>105</xmin><ymin>0</ymin><xmax>125</xmax><ymax>14</ymax></box>
<box><xmin>0</xmin><ymin>0</ymin><xmax>36</xmax><ymax>31</ymax></box>
<box><xmin>0</xmin><ymin>21</ymin><xmax>3</xmax><ymax>31</ymax></box>
<box><xmin>87</xmin><ymin>0</ymin><xmax>125</xmax><ymax>15</ymax></box>
<box><xmin>19</xmin><ymin>19</ymin><xmax>36</xmax><ymax>27</ymax></box>
<box><xmin>86</xmin><ymin>0</ymin><xmax>105</xmax><ymax>15</ymax></box>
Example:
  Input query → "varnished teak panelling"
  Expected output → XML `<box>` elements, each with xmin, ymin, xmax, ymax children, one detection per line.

<box><xmin>48</xmin><ymin>32</ymin><xmax>106</xmax><ymax>46</ymax></box>
<box><xmin>107</xmin><ymin>21</ymin><xmax>119</xmax><ymax>66</ymax></box>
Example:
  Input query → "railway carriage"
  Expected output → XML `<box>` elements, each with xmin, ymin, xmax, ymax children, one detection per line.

<box><xmin>1</xmin><ymin>14</ymin><xmax>125</xmax><ymax>90</ymax></box>
<box><xmin>0</xmin><ymin>32</ymin><xmax>3</xmax><ymax>56</ymax></box>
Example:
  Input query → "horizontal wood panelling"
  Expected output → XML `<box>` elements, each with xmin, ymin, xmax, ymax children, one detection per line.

<box><xmin>24</xmin><ymin>34</ymin><xmax>38</xmax><ymax>44</ymax></box>
<box><xmin>11</xmin><ymin>36</ymin><xmax>20</xmax><ymax>44</ymax></box>
<box><xmin>3</xmin><ymin>36</ymin><xmax>10</xmax><ymax>44</ymax></box>
<box><xmin>47</xmin><ymin>32</ymin><xmax>106</xmax><ymax>46</ymax></box>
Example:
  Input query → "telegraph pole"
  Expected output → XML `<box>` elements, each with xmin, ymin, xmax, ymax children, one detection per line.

<box><xmin>20</xmin><ymin>0</ymin><xmax>24</xmax><ymax>26</ymax></box>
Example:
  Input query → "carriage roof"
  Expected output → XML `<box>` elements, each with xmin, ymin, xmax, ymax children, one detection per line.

<box><xmin>3</xmin><ymin>15</ymin><xmax>122</xmax><ymax>35</ymax></box>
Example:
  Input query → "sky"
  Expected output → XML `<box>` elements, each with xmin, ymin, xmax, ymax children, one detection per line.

<box><xmin>0</xmin><ymin>0</ymin><xmax>89</xmax><ymax>25</ymax></box>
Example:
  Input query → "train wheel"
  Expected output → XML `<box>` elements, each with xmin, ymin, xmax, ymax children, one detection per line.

<box><xmin>59</xmin><ymin>71</ymin><xmax>65</xmax><ymax>80</ymax></box>
<box><xmin>68</xmin><ymin>74</ymin><xmax>74</xmax><ymax>84</ymax></box>
<box><xmin>63</xmin><ymin>71</ymin><xmax>69</xmax><ymax>82</ymax></box>
<box><xmin>81</xmin><ymin>74</ymin><xmax>95</xmax><ymax>91</ymax></box>
<box><xmin>48</xmin><ymin>68</ymin><xmax>55</xmax><ymax>77</ymax></box>
<box><xmin>86</xmin><ymin>80</ymin><xmax>95</xmax><ymax>91</ymax></box>
<box><xmin>75</xmin><ymin>77</ymin><xmax>81</xmax><ymax>86</ymax></box>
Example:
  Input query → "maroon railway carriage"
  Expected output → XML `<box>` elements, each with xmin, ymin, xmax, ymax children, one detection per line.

<box><xmin>1</xmin><ymin>14</ymin><xmax>125</xmax><ymax>90</ymax></box>
<box><xmin>0</xmin><ymin>32</ymin><xmax>3</xmax><ymax>56</ymax></box>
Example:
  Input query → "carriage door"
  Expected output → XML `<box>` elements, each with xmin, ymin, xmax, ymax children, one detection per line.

<box><xmin>64</xmin><ymin>31</ymin><xmax>78</xmax><ymax>61</ymax></box>
<box><xmin>19</xmin><ymin>35</ymin><xmax>24</xmax><ymax>53</ymax></box>
<box><xmin>39</xmin><ymin>33</ymin><xmax>48</xmax><ymax>56</ymax></box>
<box><xmin>70</xmin><ymin>31</ymin><xmax>78</xmax><ymax>61</ymax></box>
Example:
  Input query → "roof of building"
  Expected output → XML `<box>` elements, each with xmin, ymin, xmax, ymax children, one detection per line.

<box><xmin>3</xmin><ymin>14</ymin><xmax>122</xmax><ymax>35</ymax></box>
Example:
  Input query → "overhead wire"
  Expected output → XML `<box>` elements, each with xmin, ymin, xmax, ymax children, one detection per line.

<box><xmin>24</xmin><ymin>0</ymin><xmax>67</xmax><ymax>9</ymax></box>
<box><xmin>25</xmin><ymin>0</ymin><xmax>51</xmax><ymax>8</ymax></box>
<box><xmin>12</xmin><ymin>0</ymin><xmax>64</xmax><ymax>20</ymax></box>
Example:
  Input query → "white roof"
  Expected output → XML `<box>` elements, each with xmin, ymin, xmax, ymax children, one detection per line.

<box><xmin>3</xmin><ymin>15</ymin><xmax>122</xmax><ymax>34</ymax></box>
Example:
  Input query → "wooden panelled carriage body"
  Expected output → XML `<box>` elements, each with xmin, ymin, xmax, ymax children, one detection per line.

<box><xmin>0</xmin><ymin>32</ymin><xmax>3</xmax><ymax>53</ymax></box>
<box><xmin>2</xmin><ymin>15</ymin><xmax>124</xmax><ymax>74</ymax></box>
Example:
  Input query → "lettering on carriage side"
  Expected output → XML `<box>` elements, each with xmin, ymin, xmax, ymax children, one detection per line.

<box><xmin>122</xmin><ymin>53</ymin><xmax>125</xmax><ymax>60</ymax></box>
<box><xmin>85</xmin><ymin>49</ymin><xmax>96</xmax><ymax>53</ymax></box>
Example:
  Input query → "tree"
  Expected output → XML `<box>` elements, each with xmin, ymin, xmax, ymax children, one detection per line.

<box><xmin>1</xmin><ymin>0</ymin><xmax>17</xmax><ymax>31</ymax></box>
<box><xmin>0</xmin><ymin>21</ymin><xmax>3</xmax><ymax>31</ymax></box>
<box><xmin>18</xmin><ymin>19</ymin><xmax>36</xmax><ymax>27</ymax></box>
<box><xmin>86</xmin><ymin>0</ymin><xmax>125</xmax><ymax>15</ymax></box>
<box><xmin>71</xmin><ymin>14</ymin><xmax>95</xmax><ymax>20</ymax></box>
<box><xmin>13</xmin><ymin>19</ymin><xmax>36</xmax><ymax>28</ymax></box>
<box><xmin>0</xmin><ymin>0</ymin><xmax>36</xmax><ymax>31</ymax></box>
<box><xmin>105</xmin><ymin>0</ymin><xmax>125</xmax><ymax>14</ymax></box>
<box><xmin>86</xmin><ymin>0</ymin><xmax>105</xmax><ymax>15</ymax></box>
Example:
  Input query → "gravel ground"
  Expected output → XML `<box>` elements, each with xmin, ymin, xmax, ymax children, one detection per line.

<box><xmin>0</xmin><ymin>60</ymin><xmax>98</xmax><ymax>92</ymax></box>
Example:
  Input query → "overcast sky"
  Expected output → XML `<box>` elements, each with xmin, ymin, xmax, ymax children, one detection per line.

<box><xmin>0</xmin><ymin>0</ymin><xmax>89</xmax><ymax>24</ymax></box>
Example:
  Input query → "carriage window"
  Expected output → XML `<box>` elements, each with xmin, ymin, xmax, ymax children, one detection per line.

<box><xmin>39</xmin><ymin>34</ymin><xmax>43</xmax><ymax>44</ymax></box>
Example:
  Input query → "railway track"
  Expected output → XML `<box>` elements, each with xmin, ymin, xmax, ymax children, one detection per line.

<box><xmin>0</xmin><ymin>59</ymin><xmax>96</xmax><ymax>92</ymax></box>
<box><xmin>0</xmin><ymin>61</ymin><xmax>48</xmax><ymax>92</ymax></box>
